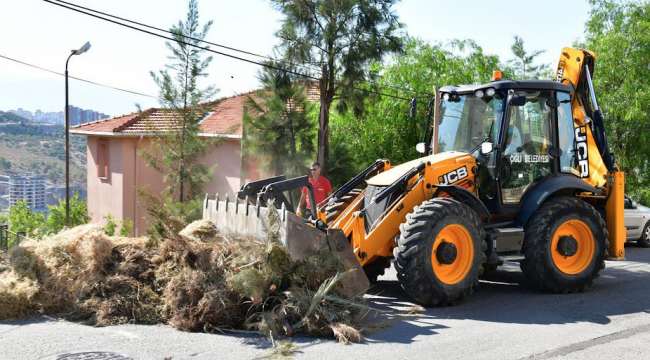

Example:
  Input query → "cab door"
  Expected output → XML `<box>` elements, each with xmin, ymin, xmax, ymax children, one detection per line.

<box><xmin>500</xmin><ymin>90</ymin><xmax>555</xmax><ymax>204</ymax></box>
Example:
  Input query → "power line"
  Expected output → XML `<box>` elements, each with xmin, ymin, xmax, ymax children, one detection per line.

<box><xmin>0</xmin><ymin>54</ymin><xmax>157</xmax><ymax>98</ymax></box>
<box><xmin>43</xmin><ymin>1</ymin><xmax>320</xmax><ymax>79</ymax></box>
<box><xmin>51</xmin><ymin>0</ymin><xmax>323</xmax><ymax>75</ymax></box>
<box><xmin>53</xmin><ymin>0</ymin><xmax>429</xmax><ymax>97</ymax></box>
<box><xmin>364</xmin><ymin>79</ymin><xmax>434</xmax><ymax>97</ymax></box>
<box><xmin>43</xmin><ymin>0</ymin><xmax>412</xmax><ymax>101</ymax></box>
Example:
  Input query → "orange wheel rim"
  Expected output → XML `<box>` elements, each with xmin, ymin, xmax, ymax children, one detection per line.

<box><xmin>551</xmin><ymin>220</ymin><xmax>595</xmax><ymax>275</ymax></box>
<box><xmin>431</xmin><ymin>224</ymin><xmax>474</xmax><ymax>285</ymax></box>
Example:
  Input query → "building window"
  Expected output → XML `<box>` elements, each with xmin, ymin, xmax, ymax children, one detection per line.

<box><xmin>97</xmin><ymin>139</ymin><xmax>109</xmax><ymax>179</ymax></box>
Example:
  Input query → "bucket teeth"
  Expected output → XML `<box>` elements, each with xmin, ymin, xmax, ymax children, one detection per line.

<box><xmin>203</xmin><ymin>194</ymin><xmax>371</xmax><ymax>296</ymax></box>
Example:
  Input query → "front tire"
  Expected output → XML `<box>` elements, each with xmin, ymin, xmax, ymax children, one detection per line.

<box><xmin>638</xmin><ymin>222</ymin><xmax>650</xmax><ymax>248</ymax></box>
<box><xmin>394</xmin><ymin>198</ymin><xmax>486</xmax><ymax>306</ymax></box>
<box><xmin>520</xmin><ymin>196</ymin><xmax>608</xmax><ymax>293</ymax></box>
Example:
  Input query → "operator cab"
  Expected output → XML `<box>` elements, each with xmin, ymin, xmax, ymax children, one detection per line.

<box><xmin>432</xmin><ymin>79</ymin><xmax>578</xmax><ymax>216</ymax></box>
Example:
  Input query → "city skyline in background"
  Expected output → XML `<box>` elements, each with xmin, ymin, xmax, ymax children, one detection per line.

<box><xmin>4</xmin><ymin>105</ymin><xmax>110</xmax><ymax>126</ymax></box>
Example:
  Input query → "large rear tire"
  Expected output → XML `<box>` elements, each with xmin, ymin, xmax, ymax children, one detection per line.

<box><xmin>324</xmin><ymin>189</ymin><xmax>362</xmax><ymax>226</ymax></box>
<box><xmin>394</xmin><ymin>198</ymin><xmax>486</xmax><ymax>306</ymax></box>
<box><xmin>520</xmin><ymin>196</ymin><xmax>608</xmax><ymax>293</ymax></box>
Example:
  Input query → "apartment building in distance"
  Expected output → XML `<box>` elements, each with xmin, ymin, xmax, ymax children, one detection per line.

<box><xmin>67</xmin><ymin>105</ymin><xmax>108</xmax><ymax>126</ymax></box>
<box><xmin>9</xmin><ymin>173</ymin><xmax>48</xmax><ymax>213</ymax></box>
<box><xmin>6</xmin><ymin>106</ymin><xmax>108</xmax><ymax>126</ymax></box>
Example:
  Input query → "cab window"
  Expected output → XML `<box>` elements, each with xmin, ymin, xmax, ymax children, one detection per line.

<box><xmin>557</xmin><ymin>91</ymin><xmax>579</xmax><ymax>176</ymax></box>
<box><xmin>501</xmin><ymin>90</ymin><xmax>554</xmax><ymax>204</ymax></box>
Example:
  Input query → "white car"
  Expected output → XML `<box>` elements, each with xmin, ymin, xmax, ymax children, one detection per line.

<box><xmin>625</xmin><ymin>195</ymin><xmax>650</xmax><ymax>247</ymax></box>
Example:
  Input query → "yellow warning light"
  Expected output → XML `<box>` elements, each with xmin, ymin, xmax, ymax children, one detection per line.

<box><xmin>492</xmin><ymin>70</ymin><xmax>502</xmax><ymax>81</ymax></box>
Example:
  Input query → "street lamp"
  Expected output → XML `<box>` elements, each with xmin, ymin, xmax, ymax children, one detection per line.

<box><xmin>65</xmin><ymin>41</ymin><xmax>91</xmax><ymax>227</ymax></box>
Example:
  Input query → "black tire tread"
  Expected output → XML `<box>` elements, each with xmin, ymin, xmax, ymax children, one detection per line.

<box><xmin>520</xmin><ymin>196</ymin><xmax>608</xmax><ymax>293</ymax></box>
<box><xmin>394</xmin><ymin>198</ymin><xmax>486</xmax><ymax>306</ymax></box>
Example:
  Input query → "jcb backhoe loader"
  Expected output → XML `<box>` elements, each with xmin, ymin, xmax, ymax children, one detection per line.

<box><xmin>204</xmin><ymin>47</ymin><xmax>626</xmax><ymax>305</ymax></box>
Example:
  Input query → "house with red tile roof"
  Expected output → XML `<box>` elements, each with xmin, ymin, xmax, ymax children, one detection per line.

<box><xmin>70</xmin><ymin>93</ymin><xmax>265</xmax><ymax>236</ymax></box>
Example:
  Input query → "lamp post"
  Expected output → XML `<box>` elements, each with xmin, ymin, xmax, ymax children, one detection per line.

<box><xmin>65</xmin><ymin>41</ymin><xmax>91</xmax><ymax>227</ymax></box>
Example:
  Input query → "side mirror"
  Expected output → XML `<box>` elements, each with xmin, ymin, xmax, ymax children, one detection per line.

<box><xmin>415</xmin><ymin>142</ymin><xmax>426</xmax><ymax>154</ymax></box>
<box><xmin>632</xmin><ymin>201</ymin><xmax>638</xmax><ymax>209</ymax></box>
<box><xmin>511</xmin><ymin>94</ymin><xmax>527</xmax><ymax>106</ymax></box>
<box><xmin>481</xmin><ymin>142</ymin><xmax>494</xmax><ymax>154</ymax></box>
<box><xmin>546</xmin><ymin>98</ymin><xmax>560</xmax><ymax>108</ymax></box>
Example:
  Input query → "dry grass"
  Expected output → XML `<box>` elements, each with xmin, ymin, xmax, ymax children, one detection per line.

<box><xmin>178</xmin><ymin>220</ymin><xmax>218</xmax><ymax>242</ymax></box>
<box><xmin>330</xmin><ymin>323</ymin><xmax>362</xmax><ymax>344</ymax></box>
<box><xmin>0</xmin><ymin>218</ymin><xmax>373</xmax><ymax>342</ymax></box>
<box><xmin>0</xmin><ymin>270</ymin><xmax>39</xmax><ymax>320</ymax></box>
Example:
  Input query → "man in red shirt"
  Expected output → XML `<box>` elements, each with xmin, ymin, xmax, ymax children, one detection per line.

<box><xmin>297</xmin><ymin>161</ymin><xmax>332</xmax><ymax>218</ymax></box>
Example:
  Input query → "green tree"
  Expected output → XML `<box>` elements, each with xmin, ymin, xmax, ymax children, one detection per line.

<box><xmin>7</xmin><ymin>200</ymin><xmax>45</xmax><ymax>236</ymax></box>
<box><xmin>137</xmin><ymin>187</ymin><xmax>200</xmax><ymax>240</ymax></box>
<box><xmin>28</xmin><ymin>161</ymin><xmax>39</xmax><ymax>172</ymax></box>
<box><xmin>142</xmin><ymin>0</ymin><xmax>218</xmax><ymax>202</ymax></box>
<box><xmin>119</xmin><ymin>218</ymin><xmax>134</xmax><ymax>237</ymax></box>
<box><xmin>243</xmin><ymin>64</ymin><xmax>316</xmax><ymax>179</ymax></box>
<box><xmin>103</xmin><ymin>214</ymin><xmax>134</xmax><ymax>236</ymax></box>
<box><xmin>507</xmin><ymin>35</ymin><xmax>551</xmax><ymax>80</ymax></box>
<box><xmin>103</xmin><ymin>214</ymin><xmax>118</xmax><ymax>236</ymax></box>
<box><xmin>272</xmin><ymin>0</ymin><xmax>404</xmax><ymax>172</ymax></box>
<box><xmin>0</xmin><ymin>157</ymin><xmax>11</xmax><ymax>171</ymax></box>
<box><xmin>582</xmin><ymin>0</ymin><xmax>650</xmax><ymax>204</ymax></box>
<box><xmin>325</xmin><ymin>120</ymin><xmax>359</xmax><ymax>188</ymax></box>
<box><xmin>45</xmin><ymin>192</ymin><xmax>91</xmax><ymax>234</ymax></box>
<box><xmin>47</xmin><ymin>167</ymin><xmax>62</xmax><ymax>183</ymax></box>
<box><xmin>339</xmin><ymin>38</ymin><xmax>501</xmax><ymax>166</ymax></box>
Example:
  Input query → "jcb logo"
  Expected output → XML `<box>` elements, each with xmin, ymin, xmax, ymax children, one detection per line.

<box><xmin>438</xmin><ymin>167</ymin><xmax>469</xmax><ymax>186</ymax></box>
<box><xmin>575</xmin><ymin>126</ymin><xmax>589</xmax><ymax>178</ymax></box>
<box><xmin>556</xmin><ymin>61</ymin><xmax>565</xmax><ymax>83</ymax></box>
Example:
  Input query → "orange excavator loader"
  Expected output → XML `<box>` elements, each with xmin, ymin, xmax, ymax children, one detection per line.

<box><xmin>205</xmin><ymin>47</ymin><xmax>626</xmax><ymax>306</ymax></box>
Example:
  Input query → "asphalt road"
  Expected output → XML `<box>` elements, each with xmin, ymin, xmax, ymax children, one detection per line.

<box><xmin>2</xmin><ymin>244</ymin><xmax>650</xmax><ymax>360</ymax></box>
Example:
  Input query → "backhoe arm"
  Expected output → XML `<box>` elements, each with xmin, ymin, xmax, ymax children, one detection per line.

<box><xmin>555</xmin><ymin>47</ymin><xmax>625</xmax><ymax>260</ymax></box>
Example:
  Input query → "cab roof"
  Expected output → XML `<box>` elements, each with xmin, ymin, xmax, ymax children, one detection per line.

<box><xmin>440</xmin><ymin>80</ymin><xmax>573</xmax><ymax>94</ymax></box>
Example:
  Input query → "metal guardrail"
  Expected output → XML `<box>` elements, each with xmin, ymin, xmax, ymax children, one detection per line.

<box><xmin>0</xmin><ymin>224</ymin><xmax>26</xmax><ymax>251</ymax></box>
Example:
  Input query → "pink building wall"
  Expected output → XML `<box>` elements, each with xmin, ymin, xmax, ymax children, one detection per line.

<box><xmin>85</xmin><ymin>135</ymin><xmax>254</xmax><ymax>237</ymax></box>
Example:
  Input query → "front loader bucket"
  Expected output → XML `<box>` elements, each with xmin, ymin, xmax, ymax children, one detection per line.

<box><xmin>203</xmin><ymin>195</ymin><xmax>370</xmax><ymax>298</ymax></box>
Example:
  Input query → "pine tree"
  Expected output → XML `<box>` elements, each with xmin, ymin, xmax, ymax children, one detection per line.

<box><xmin>507</xmin><ymin>36</ymin><xmax>551</xmax><ymax>80</ymax></box>
<box><xmin>271</xmin><ymin>0</ymin><xmax>404</xmax><ymax>172</ymax></box>
<box><xmin>142</xmin><ymin>0</ymin><xmax>218</xmax><ymax>202</ymax></box>
<box><xmin>243</xmin><ymin>64</ymin><xmax>316</xmax><ymax>179</ymax></box>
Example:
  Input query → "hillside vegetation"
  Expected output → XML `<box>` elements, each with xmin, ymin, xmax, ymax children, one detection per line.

<box><xmin>0</xmin><ymin>112</ymin><xmax>86</xmax><ymax>185</ymax></box>
<box><xmin>0</xmin><ymin>111</ymin><xmax>33</xmax><ymax>124</ymax></box>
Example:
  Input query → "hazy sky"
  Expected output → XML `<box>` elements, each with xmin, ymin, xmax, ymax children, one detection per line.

<box><xmin>0</xmin><ymin>0</ymin><xmax>591</xmax><ymax>116</ymax></box>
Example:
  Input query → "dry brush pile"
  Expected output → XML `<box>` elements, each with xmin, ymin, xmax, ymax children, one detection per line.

<box><xmin>0</xmin><ymin>219</ymin><xmax>372</xmax><ymax>343</ymax></box>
